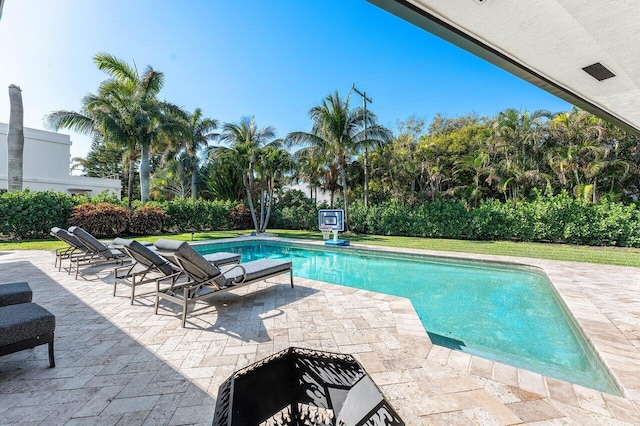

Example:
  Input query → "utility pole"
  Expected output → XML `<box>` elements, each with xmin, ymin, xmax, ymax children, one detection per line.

<box><xmin>351</xmin><ymin>84</ymin><xmax>372</xmax><ymax>208</ymax></box>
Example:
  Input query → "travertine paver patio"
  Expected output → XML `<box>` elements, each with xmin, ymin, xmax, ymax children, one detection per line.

<box><xmin>1</xmin><ymin>239</ymin><xmax>639</xmax><ymax>425</ymax></box>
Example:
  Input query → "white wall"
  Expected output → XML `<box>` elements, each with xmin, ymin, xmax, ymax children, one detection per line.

<box><xmin>285</xmin><ymin>181</ymin><xmax>332</xmax><ymax>204</ymax></box>
<box><xmin>0</xmin><ymin>122</ymin><xmax>121</xmax><ymax>197</ymax></box>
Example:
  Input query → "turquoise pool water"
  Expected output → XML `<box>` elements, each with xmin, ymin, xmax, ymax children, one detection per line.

<box><xmin>196</xmin><ymin>241</ymin><xmax>620</xmax><ymax>395</ymax></box>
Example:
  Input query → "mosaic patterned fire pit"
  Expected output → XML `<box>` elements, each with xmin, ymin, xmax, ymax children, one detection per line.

<box><xmin>213</xmin><ymin>347</ymin><xmax>404</xmax><ymax>426</ymax></box>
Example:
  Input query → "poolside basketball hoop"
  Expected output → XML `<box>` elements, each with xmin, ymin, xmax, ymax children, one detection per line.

<box><xmin>320</xmin><ymin>225</ymin><xmax>332</xmax><ymax>241</ymax></box>
<box><xmin>318</xmin><ymin>209</ymin><xmax>350</xmax><ymax>246</ymax></box>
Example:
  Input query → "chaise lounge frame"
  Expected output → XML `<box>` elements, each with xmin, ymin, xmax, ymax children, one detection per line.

<box><xmin>68</xmin><ymin>226</ymin><xmax>127</xmax><ymax>279</ymax></box>
<box><xmin>112</xmin><ymin>238</ymin><xmax>241</xmax><ymax>305</ymax></box>
<box><xmin>153</xmin><ymin>239</ymin><xmax>293</xmax><ymax>327</ymax></box>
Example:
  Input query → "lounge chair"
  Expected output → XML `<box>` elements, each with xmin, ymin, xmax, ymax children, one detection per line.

<box><xmin>153</xmin><ymin>239</ymin><xmax>293</xmax><ymax>327</ymax></box>
<box><xmin>68</xmin><ymin>226</ymin><xmax>127</xmax><ymax>279</ymax></box>
<box><xmin>50</xmin><ymin>227</ymin><xmax>91</xmax><ymax>271</ymax></box>
<box><xmin>111</xmin><ymin>238</ymin><xmax>241</xmax><ymax>304</ymax></box>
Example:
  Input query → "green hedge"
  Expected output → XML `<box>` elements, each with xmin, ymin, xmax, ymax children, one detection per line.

<box><xmin>158</xmin><ymin>198</ymin><xmax>233</xmax><ymax>232</ymax></box>
<box><xmin>4</xmin><ymin>189</ymin><xmax>639</xmax><ymax>247</ymax></box>
<box><xmin>349</xmin><ymin>193</ymin><xmax>640</xmax><ymax>247</ymax></box>
<box><xmin>0</xmin><ymin>190</ymin><xmax>75</xmax><ymax>239</ymax></box>
<box><xmin>271</xmin><ymin>190</ymin><xmax>320</xmax><ymax>230</ymax></box>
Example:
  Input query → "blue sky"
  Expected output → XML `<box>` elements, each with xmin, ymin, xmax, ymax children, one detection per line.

<box><xmin>0</xmin><ymin>0</ymin><xmax>571</xmax><ymax>159</ymax></box>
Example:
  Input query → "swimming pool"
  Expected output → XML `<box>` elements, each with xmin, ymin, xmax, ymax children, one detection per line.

<box><xmin>196</xmin><ymin>240</ymin><xmax>620</xmax><ymax>395</ymax></box>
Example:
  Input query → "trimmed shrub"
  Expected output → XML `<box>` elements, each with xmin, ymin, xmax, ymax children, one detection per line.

<box><xmin>68</xmin><ymin>202</ymin><xmax>128</xmax><ymax>238</ymax></box>
<box><xmin>70</xmin><ymin>191</ymin><xmax>123</xmax><ymax>207</ymax></box>
<box><xmin>0</xmin><ymin>190</ymin><xmax>75</xmax><ymax>239</ymax></box>
<box><xmin>271</xmin><ymin>190</ymin><xmax>319</xmax><ymax>230</ymax></box>
<box><xmin>128</xmin><ymin>206</ymin><xmax>167</xmax><ymax>236</ymax></box>
<box><xmin>163</xmin><ymin>198</ymin><xmax>232</xmax><ymax>232</ymax></box>
<box><xmin>349</xmin><ymin>193</ymin><xmax>640</xmax><ymax>247</ymax></box>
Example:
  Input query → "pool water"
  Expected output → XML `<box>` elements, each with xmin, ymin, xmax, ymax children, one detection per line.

<box><xmin>196</xmin><ymin>241</ymin><xmax>620</xmax><ymax>395</ymax></box>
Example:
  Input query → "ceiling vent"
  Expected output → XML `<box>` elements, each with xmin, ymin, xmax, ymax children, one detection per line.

<box><xmin>582</xmin><ymin>62</ymin><xmax>616</xmax><ymax>81</ymax></box>
<box><xmin>473</xmin><ymin>0</ymin><xmax>488</xmax><ymax>4</ymax></box>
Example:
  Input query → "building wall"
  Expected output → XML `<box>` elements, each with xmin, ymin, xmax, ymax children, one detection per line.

<box><xmin>0</xmin><ymin>123</ymin><xmax>121</xmax><ymax>197</ymax></box>
<box><xmin>285</xmin><ymin>181</ymin><xmax>333</xmax><ymax>204</ymax></box>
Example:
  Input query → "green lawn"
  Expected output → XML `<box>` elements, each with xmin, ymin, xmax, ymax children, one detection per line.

<box><xmin>2</xmin><ymin>229</ymin><xmax>639</xmax><ymax>267</ymax></box>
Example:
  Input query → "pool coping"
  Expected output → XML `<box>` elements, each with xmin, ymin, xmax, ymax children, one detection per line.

<box><xmin>194</xmin><ymin>235</ymin><xmax>640</xmax><ymax>404</ymax></box>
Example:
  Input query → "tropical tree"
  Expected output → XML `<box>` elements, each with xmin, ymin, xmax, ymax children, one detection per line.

<box><xmin>7</xmin><ymin>84</ymin><xmax>24</xmax><ymax>192</ymax></box>
<box><xmin>255</xmin><ymin>145</ymin><xmax>293</xmax><ymax>232</ymax></box>
<box><xmin>73</xmin><ymin>137</ymin><xmax>128</xmax><ymax>198</ymax></box>
<box><xmin>46</xmin><ymin>53</ymin><xmax>183</xmax><ymax>206</ymax></box>
<box><xmin>151</xmin><ymin>153</ymin><xmax>193</xmax><ymax>199</ymax></box>
<box><xmin>287</xmin><ymin>91</ymin><xmax>390</xmax><ymax>230</ymax></box>
<box><xmin>215</xmin><ymin>116</ymin><xmax>280</xmax><ymax>233</ymax></box>
<box><xmin>202</xmin><ymin>149</ymin><xmax>245</xmax><ymax>201</ymax></box>
<box><xmin>165</xmin><ymin>107</ymin><xmax>218</xmax><ymax>199</ymax></box>
<box><xmin>292</xmin><ymin>142</ymin><xmax>336</xmax><ymax>205</ymax></box>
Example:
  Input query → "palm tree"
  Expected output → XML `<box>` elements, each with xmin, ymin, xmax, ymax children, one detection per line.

<box><xmin>151</xmin><ymin>153</ymin><xmax>193</xmax><ymax>199</ymax></box>
<box><xmin>292</xmin><ymin>144</ymin><xmax>331</xmax><ymax>204</ymax></box>
<box><xmin>202</xmin><ymin>149</ymin><xmax>245</xmax><ymax>201</ymax></box>
<box><xmin>7</xmin><ymin>84</ymin><xmax>24</xmax><ymax>192</ymax></box>
<box><xmin>166</xmin><ymin>108</ymin><xmax>218</xmax><ymax>199</ymax></box>
<box><xmin>255</xmin><ymin>145</ymin><xmax>293</xmax><ymax>232</ymax></box>
<box><xmin>287</xmin><ymin>91</ymin><xmax>389</xmax><ymax>230</ymax></box>
<box><xmin>492</xmin><ymin>108</ymin><xmax>552</xmax><ymax>198</ymax></box>
<box><xmin>47</xmin><ymin>53</ymin><xmax>182</xmax><ymax>205</ymax></box>
<box><xmin>215</xmin><ymin>116</ymin><xmax>280</xmax><ymax>233</ymax></box>
<box><xmin>547</xmin><ymin>108</ymin><xmax>605</xmax><ymax>197</ymax></box>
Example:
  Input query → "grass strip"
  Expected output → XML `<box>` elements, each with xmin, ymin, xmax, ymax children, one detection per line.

<box><xmin>2</xmin><ymin>229</ymin><xmax>639</xmax><ymax>267</ymax></box>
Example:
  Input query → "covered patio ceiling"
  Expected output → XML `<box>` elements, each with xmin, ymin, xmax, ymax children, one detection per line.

<box><xmin>368</xmin><ymin>0</ymin><xmax>640</xmax><ymax>135</ymax></box>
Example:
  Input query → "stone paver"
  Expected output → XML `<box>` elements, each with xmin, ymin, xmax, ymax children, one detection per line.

<box><xmin>0</xmin><ymin>239</ymin><xmax>639</xmax><ymax>425</ymax></box>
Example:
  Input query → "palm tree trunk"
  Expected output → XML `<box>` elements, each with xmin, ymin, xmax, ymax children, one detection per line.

<box><xmin>244</xmin><ymin>173</ymin><xmax>259</xmax><ymax>233</ymax></box>
<box><xmin>261</xmin><ymin>179</ymin><xmax>275</xmax><ymax>233</ymax></box>
<box><xmin>191</xmin><ymin>156</ymin><xmax>198</xmax><ymax>199</ymax></box>
<box><xmin>260</xmin><ymin>189</ymin><xmax>266</xmax><ymax>228</ymax></box>
<box><xmin>140</xmin><ymin>143</ymin><xmax>151</xmax><ymax>203</ymax></box>
<box><xmin>127</xmin><ymin>159</ymin><xmax>135</xmax><ymax>210</ymax></box>
<box><xmin>7</xmin><ymin>85</ymin><xmax>24</xmax><ymax>192</ymax></box>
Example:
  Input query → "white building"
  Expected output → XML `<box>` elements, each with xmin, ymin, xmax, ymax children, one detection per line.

<box><xmin>285</xmin><ymin>181</ymin><xmax>333</xmax><ymax>204</ymax></box>
<box><xmin>0</xmin><ymin>123</ymin><xmax>121</xmax><ymax>197</ymax></box>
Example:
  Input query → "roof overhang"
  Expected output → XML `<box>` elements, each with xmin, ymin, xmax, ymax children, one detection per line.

<box><xmin>368</xmin><ymin>0</ymin><xmax>640</xmax><ymax>135</ymax></box>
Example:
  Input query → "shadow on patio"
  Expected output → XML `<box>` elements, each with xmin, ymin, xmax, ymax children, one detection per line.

<box><xmin>0</xmin><ymin>257</ymin><xmax>315</xmax><ymax>425</ymax></box>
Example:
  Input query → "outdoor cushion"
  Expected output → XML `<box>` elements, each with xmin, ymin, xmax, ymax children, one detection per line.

<box><xmin>51</xmin><ymin>227</ymin><xmax>87</xmax><ymax>251</ymax></box>
<box><xmin>154</xmin><ymin>239</ymin><xmax>222</xmax><ymax>281</ymax></box>
<box><xmin>114</xmin><ymin>238</ymin><xmax>174</xmax><ymax>276</ymax></box>
<box><xmin>69</xmin><ymin>226</ymin><xmax>115</xmax><ymax>259</ymax></box>
<box><xmin>223</xmin><ymin>258</ymin><xmax>293</xmax><ymax>286</ymax></box>
<box><xmin>0</xmin><ymin>282</ymin><xmax>32</xmax><ymax>307</ymax></box>
<box><xmin>0</xmin><ymin>303</ymin><xmax>55</xmax><ymax>347</ymax></box>
<box><xmin>203</xmin><ymin>252</ymin><xmax>241</xmax><ymax>267</ymax></box>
